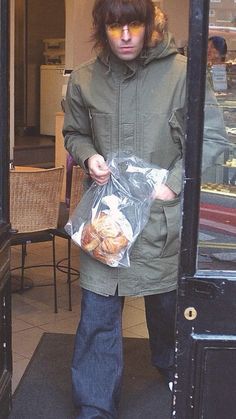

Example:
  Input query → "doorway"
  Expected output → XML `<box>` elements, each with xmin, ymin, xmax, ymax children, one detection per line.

<box><xmin>14</xmin><ymin>0</ymin><xmax>65</xmax><ymax>167</ymax></box>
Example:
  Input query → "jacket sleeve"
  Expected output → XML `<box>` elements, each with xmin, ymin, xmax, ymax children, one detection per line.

<box><xmin>165</xmin><ymin>107</ymin><xmax>185</xmax><ymax>195</ymax></box>
<box><xmin>62</xmin><ymin>75</ymin><xmax>98</xmax><ymax>170</ymax></box>
<box><xmin>202</xmin><ymin>80</ymin><xmax>230</xmax><ymax>172</ymax></box>
<box><xmin>165</xmin><ymin>82</ymin><xmax>229</xmax><ymax>195</ymax></box>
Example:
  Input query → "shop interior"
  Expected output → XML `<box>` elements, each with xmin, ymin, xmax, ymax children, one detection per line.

<box><xmin>10</xmin><ymin>0</ymin><xmax>236</xmax><ymax>411</ymax></box>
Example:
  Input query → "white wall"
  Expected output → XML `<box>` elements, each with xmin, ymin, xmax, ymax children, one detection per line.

<box><xmin>163</xmin><ymin>0</ymin><xmax>189</xmax><ymax>48</ymax></box>
<box><xmin>65</xmin><ymin>0</ymin><xmax>95</xmax><ymax>69</ymax></box>
<box><xmin>65</xmin><ymin>0</ymin><xmax>75</xmax><ymax>69</ymax></box>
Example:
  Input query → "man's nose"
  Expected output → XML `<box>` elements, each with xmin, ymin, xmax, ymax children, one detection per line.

<box><xmin>121</xmin><ymin>25</ymin><xmax>131</xmax><ymax>41</ymax></box>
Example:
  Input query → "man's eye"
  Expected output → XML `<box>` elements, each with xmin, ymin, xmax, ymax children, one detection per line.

<box><xmin>108</xmin><ymin>23</ymin><xmax>122</xmax><ymax>30</ymax></box>
<box><xmin>129</xmin><ymin>21</ymin><xmax>143</xmax><ymax>29</ymax></box>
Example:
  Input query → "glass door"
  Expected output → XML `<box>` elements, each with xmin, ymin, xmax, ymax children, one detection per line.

<box><xmin>198</xmin><ymin>0</ymin><xmax>236</xmax><ymax>273</ymax></box>
<box><xmin>174</xmin><ymin>1</ymin><xmax>236</xmax><ymax>418</ymax></box>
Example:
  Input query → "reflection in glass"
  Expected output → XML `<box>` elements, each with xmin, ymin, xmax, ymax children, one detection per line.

<box><xmin>197</xmin><ymin>3</ymin><xmax>236</xmax><ymax>271</ymax></box>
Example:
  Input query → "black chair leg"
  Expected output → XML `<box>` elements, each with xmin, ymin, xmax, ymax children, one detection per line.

<box><xmin>67</xmin><ymin>238</ymin><xmax>72</xmax><ymax>311</ymax></box>
<box><xmin>20</xmin><ymin>243</ymin><xmax>27</xmax><ymax>291</ymax></box>
<box><xmin>52</xmin><ymin>236</ymin><xmax>58</xmax><ymax>313</ymax></box>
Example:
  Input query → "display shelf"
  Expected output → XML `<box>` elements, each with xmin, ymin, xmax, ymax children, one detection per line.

<box><xmin>201</xmin><ymin>183</ymin><xmax>236</xmax><ymax>197</ymax></box>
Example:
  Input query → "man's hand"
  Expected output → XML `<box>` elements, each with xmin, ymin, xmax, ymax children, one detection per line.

<box><xmin>153</xmin><ymin>184</ymin><xmax>177</xmax><ymax>200</ymax></box>
<box><xmin>87</xmin><ymin>154</ymin><xmax>110</xmax><ymax>185</ymax></box>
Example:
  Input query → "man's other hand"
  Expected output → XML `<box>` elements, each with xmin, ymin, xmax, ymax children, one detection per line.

<box><xmin>153</xmin><ymin>184</ymin><xmax>177</xmax><ymax>200</ymax></box>
<box><xmin>87</xmin><ymin>154</ymin><xmax>110</xmax><ymax>185</ymax></box>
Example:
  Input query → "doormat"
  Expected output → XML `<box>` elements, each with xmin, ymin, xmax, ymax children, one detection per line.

<box><xmin>9</xmin><ymin>333</ymin><xmax>172</xmax><ymax>419</ymax></box>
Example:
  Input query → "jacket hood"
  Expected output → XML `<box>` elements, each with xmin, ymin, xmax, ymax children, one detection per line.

<box><xmin>143</xmin><ymin>32</ymin><xmax>178</xmax><ymax>65</ymax></box>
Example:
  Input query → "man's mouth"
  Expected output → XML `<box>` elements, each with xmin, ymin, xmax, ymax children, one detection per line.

<box><xmin>120</xmin><ymin>46</ymin><xmax>134</xmax><ymax>51</ymax></box>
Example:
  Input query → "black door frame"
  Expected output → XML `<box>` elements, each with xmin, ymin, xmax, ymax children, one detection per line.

<box><xmin>0</xmin><ymin>1</ymin><xmax>12</xmax><ymax>418</ymax></box>
<box><xmin>0</xmin><ymin>0</ymin><xmax>9</xmax><ymax>213</ymax></box>
<box><xmin>174</xmin><ymin>1</ymin><xmax>236</xmax><ymax>417</ymax></box>
<box><xmin>180</xmin><ymin>0</ymin><xmax>210</xmax><ymax>276</ymax></box>
<box><xmin>0</xmin><ymin>5</ymin><xmax>10</xmax><ymax>234</ymax></box>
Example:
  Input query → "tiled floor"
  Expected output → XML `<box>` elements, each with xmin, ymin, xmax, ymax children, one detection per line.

<box><xmin>11</xmin><ymin>237</ymin><xmax>148</xmax><ymax>393</ymax></box>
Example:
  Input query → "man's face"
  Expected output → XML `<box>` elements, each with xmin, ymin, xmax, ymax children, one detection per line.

<box><xmin>208</xmin><ymin>40</ymin><xmax>221</xmax><ymax>65</ymax></box>
<box><xmin>106</xmin><ymin>21</ymin><xmax>145</xmax><ymax>61</ymax></box>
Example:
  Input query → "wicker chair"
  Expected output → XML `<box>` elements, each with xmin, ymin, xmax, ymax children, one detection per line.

<box><xmin>69</xmin><ymin>165</ymin><xmax>86</xmax><ymax>215</ymax></box>
<box><xmin>10</xmin><ymin>166</ymin><xmax>64</xmax><ymax>313</ymax></box>
<box><xmin>55</xmin><ymin>165</ymin><xmax>86</xmax><ymax>310</ymax></box>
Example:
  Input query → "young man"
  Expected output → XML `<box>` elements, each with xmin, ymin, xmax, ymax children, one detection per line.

<box><xmin>63</xmin><ymin>1</ymin><xmax>228</xmax><ymax>417</ymax></box>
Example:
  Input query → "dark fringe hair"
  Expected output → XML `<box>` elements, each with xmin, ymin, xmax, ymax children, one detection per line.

<box><xmin>208</xmin><ymin>36</ymin><xmax>228</xmax><ymax>61</ymax></box>
<box><xmin>91</xmin><ymin>0</ymin><xmax>155</xmax><ymax>52</ymax></box>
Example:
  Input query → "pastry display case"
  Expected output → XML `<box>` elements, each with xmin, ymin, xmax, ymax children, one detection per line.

<box><xmin>200</xmin><ymin>72</ymin><xmax>236</xmax><ymax>235</ymax></box>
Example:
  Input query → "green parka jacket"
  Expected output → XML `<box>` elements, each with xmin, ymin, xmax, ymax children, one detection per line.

<box><xmin>63</xmin><ymin>33</ymin><xmax>228</xmax><ymax>297</ymax></box>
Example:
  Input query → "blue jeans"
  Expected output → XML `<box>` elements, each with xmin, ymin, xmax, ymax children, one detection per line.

<box><xmin>72</xmin><ymin>289</ymin><xmax>176</xmax><ymax>418</ymax></box>
<box><xmin>144</xmin><ymin>291</ymin><xmax>176</xmax><ymax>383</ymax></box>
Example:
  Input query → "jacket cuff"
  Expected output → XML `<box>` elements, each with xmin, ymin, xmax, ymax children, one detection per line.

<box><xmin>165</xmin><ymin>172</ymin><xmax>182</xmax><ymax>196</ymax></box>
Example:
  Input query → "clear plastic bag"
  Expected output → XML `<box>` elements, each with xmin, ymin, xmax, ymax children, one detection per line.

<box><xmin>65</xmin><ymin>153</ymin><xmax>168</xmax><ymax>267</ymax></box>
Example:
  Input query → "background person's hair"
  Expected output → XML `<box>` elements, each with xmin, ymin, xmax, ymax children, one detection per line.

<box><xmin>208</xmin><ymin>36</ymin><xmax>228</xmax><ymax>62</ymax></box>
<box><xmin>91</xmin><ymin>0</ymin><xmax>155</xmax><ymax>52</ymax></box>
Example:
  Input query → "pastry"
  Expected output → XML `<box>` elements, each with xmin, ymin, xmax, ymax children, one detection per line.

<box><xmin>101</xmin><ymin>234</ymin><xmax>128</xmax><ymax>254</ymax></box>
<box><xmin>81</xmin><ymin>224</ymin><xmax>101</xmax><ymax>252</ymax></box>
<box><xmin>93</xmin><ymin>245</ymin><xmax>120</xmax><ymax>266</ymax></box>
<box><xmin>80</xmin><ymin>211</ymin><xmax>130</xmax><ymax>266</ymax></box>
<box><xmin>92</xmin><ymin>212</ymin><xmax>121</xmax><ymax>238</ymax></box>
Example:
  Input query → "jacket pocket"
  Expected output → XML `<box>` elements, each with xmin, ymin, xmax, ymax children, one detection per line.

<box><xmin>88</xmin><ymin>110</ymin><xmax>112</xmax><ymax>156</ymax></box>
<box><xmin>142</xmin><ymin>112</ymin><xmax>171</xmax><ymax>160</ymax></box>
<box><xmin>161</xmin><ymin>198</ymin><xmax>181</xmax><ymax>257</ymax></box>
<box><xmin>135</xmin><ymin>197</ymin><xmax>181</xmax><ymax>259</ymax></box>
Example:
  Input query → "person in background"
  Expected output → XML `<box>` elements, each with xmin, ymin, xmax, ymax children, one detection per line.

<box><xmin>63</xmin><ymin>1</ymin><xmax>228</xmax><ymax>417</ymax></box>
<box><xmin>208</xmin><ymin>36</ymin><xmax>228</xmax><ymax>66</ymax></box>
